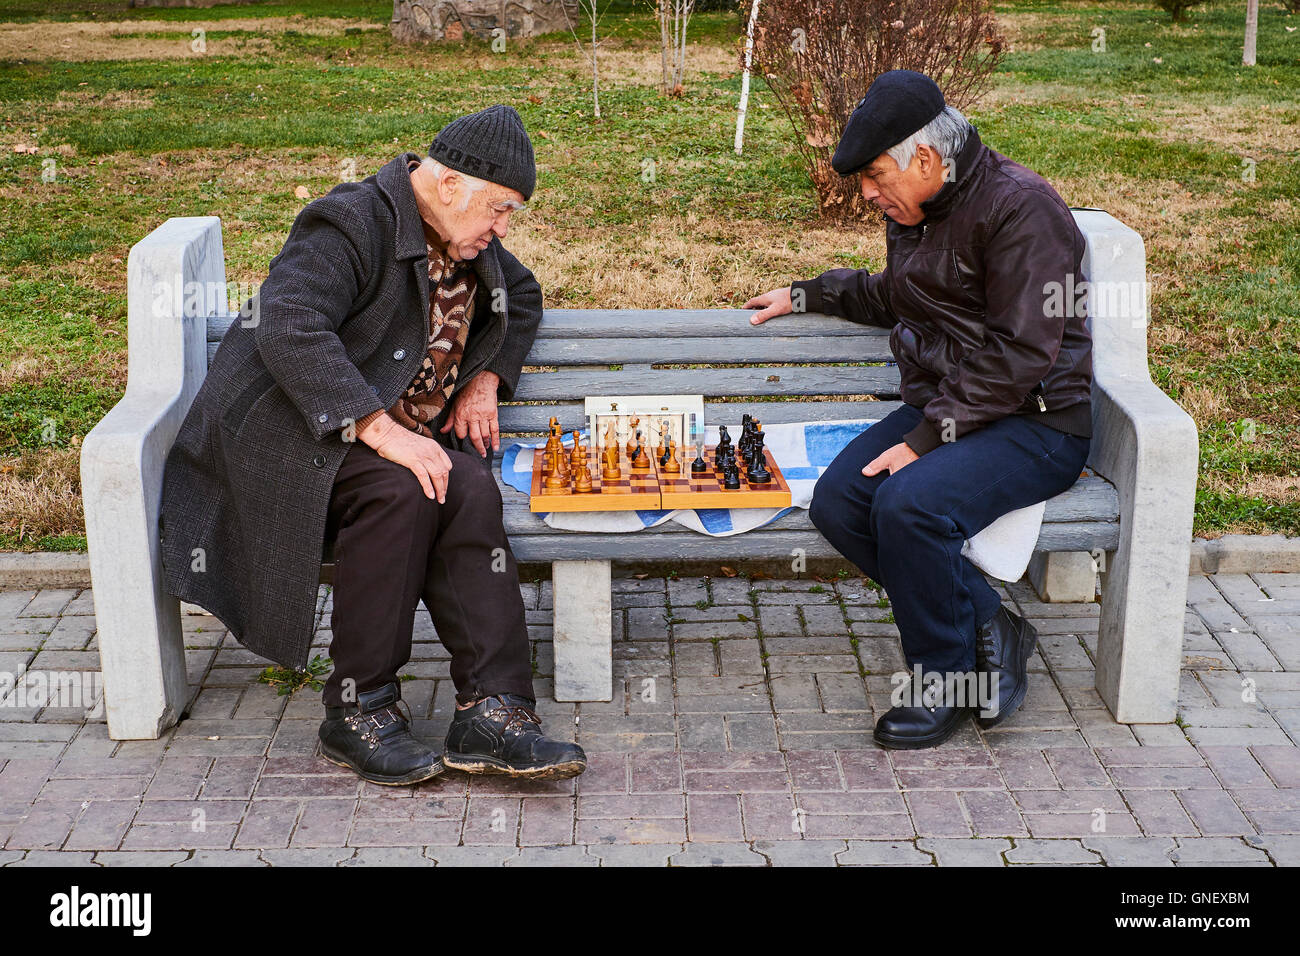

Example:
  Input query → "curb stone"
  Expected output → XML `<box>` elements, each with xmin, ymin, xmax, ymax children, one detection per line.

<box><xmin>4</xmin><ymin>536</ymin><xmax>1300</xmax><ymax>589</ymax></box>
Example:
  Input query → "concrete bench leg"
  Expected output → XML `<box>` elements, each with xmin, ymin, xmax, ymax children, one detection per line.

<box><xmin>552</xmin><ymin>559</ymin><xmax>613</xmax><ymax>701</ymax></box>
<box><xmin>1027</xmin><ymin>551</ymin><xmax>1097</xmax><ymax>602</ymax></box>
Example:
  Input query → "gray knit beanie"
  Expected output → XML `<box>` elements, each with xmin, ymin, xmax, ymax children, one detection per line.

<box><xmin>428</xmin><ymin>104</ymin><xmax>536</xmax><ymax>201</ymax></box>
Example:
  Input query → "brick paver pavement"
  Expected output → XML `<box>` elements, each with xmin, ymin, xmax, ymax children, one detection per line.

<box><xmin>1</xmin><ymin>571</ymin><xmax>1298</xmax><ymax>866</ymax></box>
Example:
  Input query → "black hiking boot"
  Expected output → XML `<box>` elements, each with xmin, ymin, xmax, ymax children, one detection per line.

<box><xmin>318</xmin><ymin>682</ymin><xmax>444</xmax><ymax>786</ymax></box>
<box><xmin>442</xmin><ymin>693</ymin><xmax>587</xmax><ymax>780</ymax></box>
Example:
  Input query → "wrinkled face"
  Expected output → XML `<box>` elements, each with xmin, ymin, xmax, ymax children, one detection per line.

<box><xmin>433</xmin><ymin>170</ymin><xmax>526</xmax><ymax>261</ymax></box>
<box><xmin>857</xmin><ymin>145</ymin><xmax>947</xmax><ymax>227</ymax></box>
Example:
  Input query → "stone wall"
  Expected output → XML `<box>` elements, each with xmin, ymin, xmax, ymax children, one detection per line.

<box><xmin>390</xmin><ymin>0</ymin><xmax>580</xmax><ymax>43</ymax></box>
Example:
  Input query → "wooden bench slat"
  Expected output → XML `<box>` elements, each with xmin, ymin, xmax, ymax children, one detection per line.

<box><xmin>494</xmin><ymin>471</ymin><xmax>1121</xmax><ymax>534</ymax></box>
<box><xmin>528</xmin><ymin>336</ymin><xmax>895</xmax><ymax>365</ymax></box>
<box><xmin>206</xmin><ymin>310</ymin><xmax>893</xmax><ymax>344</ymax></box>
<box><xmin>535</xmin><ymin>310</ymin><xmax>891</xmax><ymax>339</ymax></box>
<box><xmin>500</xmin><ymin>522</ymin><xmax>1119</xmax><ymax>562</ymax></box>
<box><xmin>514</xmin><ymin>365</ymin><xmax>900</xmax><ymax>401</ymax></box>
<box><xmin>498</xmin><ymin>399</ymin><xmax>905</xmax><ymax>433</ymax></box>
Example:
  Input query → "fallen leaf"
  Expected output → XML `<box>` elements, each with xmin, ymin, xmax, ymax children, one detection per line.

<box><xmin>719</xmin><ymin>566</ymin><xmax>738</xmax><ymax>577</ymax></box>
<box><xmin>294</xmin><ymin>185</ymin><xmax>310</xmax><ymax>199</ymax></box>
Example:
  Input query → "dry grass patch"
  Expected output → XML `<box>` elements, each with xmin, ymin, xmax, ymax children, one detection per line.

<box><xmin>0</xmin><ymin>446</ymin><xmax>84</xmax><ymax>544</ymax></box>
<box><xmin>510</xmin><ymin>213</ymin><xmax>883</xmax><ymax>308</ymax></box>
<box><xmin>0</xmin><ymin>16</ymin><xmax>383</xmax><ymax>62</ymax></box>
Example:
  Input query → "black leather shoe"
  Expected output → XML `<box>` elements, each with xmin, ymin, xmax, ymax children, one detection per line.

<box><xmin>873</xmin><ymin>699</ymin><xmax>969</xmax><ymax>750</ymax></box>
<box><xmin>442</xmin><ymin>694</ymin><xmax>587</xmax><ymax>780</ymax></box>
<box><xmin>318</xmin><ymin>682</ymin><xmax>444</xmax><ymax>786</ymax></box>
<box><xmin>973</xmin><ymin>605</ymin><xmax>1039</xmax><ymax>729</ymax></box>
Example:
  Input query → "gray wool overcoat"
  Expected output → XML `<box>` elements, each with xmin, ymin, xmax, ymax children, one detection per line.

<box><xmin>158</xmin><ymin>151</ymin><xmax>543</xmax><ymax>669</ymax></box>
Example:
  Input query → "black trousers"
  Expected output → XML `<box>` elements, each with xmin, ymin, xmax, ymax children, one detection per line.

<box><xmin>320</xmin><ymin>439</ymin><xmax>535</xmax><ymax>708</ymax></box>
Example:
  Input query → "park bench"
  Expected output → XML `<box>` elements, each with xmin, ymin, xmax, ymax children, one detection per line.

<box><xmin>81</xmin><ymin>209</ymin><xmax>1198</xmax><ymax>740</ymax></box>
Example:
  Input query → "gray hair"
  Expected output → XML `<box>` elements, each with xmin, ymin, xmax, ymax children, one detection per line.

<box><xmin>420</xmin><ymin>155</ymin><xmax>488</xmax><ymax>211</ymax></box>
<box><xmin>885</xmin><ymin>105</ymin><xmax>974</xmax><ymax>173</ymax></box>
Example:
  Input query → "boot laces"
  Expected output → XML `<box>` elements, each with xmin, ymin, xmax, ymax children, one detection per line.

<box><xmin>488</xmin><ymin>702</ymin><xmax>541</xmax><ymax>735</ymax></box>
<box><xmin>347</xmin><ymin>700</ymin><xmax>412</xmax><ymax>746</ymax></box>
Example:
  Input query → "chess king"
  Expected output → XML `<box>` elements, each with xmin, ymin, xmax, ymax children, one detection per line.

<box><xmin>746</xmin><ymin>71</ymin><xmax>1093</xmax><ymax>749</ymax></box>
<box><xmin>158</xmin><ymin>106</ymin><xmax>585</xmax><ymax>783</ymax></box>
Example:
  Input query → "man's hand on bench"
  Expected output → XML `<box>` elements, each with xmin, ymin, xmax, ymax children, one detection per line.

<box><xmin>745</xmin><ymin>286</ymin><xmax>794</xmax><ymax>325</ymax></box>
<box><xmin>359</xmin><ymin>412</ymin><xmax>453</xmax><ymax>504</ymax></box>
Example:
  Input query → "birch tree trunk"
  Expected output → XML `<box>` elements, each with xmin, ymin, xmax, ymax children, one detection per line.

<box><xmin>591</xmin><ymin>9</ymin><xmax>601</xmax><ymax>117</ymax></box>
<box><xmin>1243</xmin><ymin>0</ymin><xmax>1259</xmax><ymax>66</ymax></box>
<box><xmin>734</xmin><ymin>0</ymin><xmax>762</xmax><ymax>155</ymax></box>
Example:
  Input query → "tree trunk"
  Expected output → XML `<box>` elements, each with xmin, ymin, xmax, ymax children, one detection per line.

<box><xmin>1243</xmin><ymin>0</ymin><xmax>1259</xmax><ymax>66</ymax></box>
<box><xmin>734</xmin><ymin>0</ymin><xmax>762</xmax><ymax>155</ymax></box>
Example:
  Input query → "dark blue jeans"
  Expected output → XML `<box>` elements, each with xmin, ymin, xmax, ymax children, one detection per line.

<box><xmin>809</xmin><ymin>404</ymin><xmax>1090</xmax><ymax>675</ymax></box>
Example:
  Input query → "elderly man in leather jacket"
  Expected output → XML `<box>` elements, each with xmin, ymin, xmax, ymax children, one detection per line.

<box><xmin>746</xmin><ymin>71</ymin><xmax>1092</xmax><ymax>749</ymax></box>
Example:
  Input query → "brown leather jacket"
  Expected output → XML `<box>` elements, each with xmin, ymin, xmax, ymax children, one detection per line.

<box><xmin>792</xmin><ymin>127</ymin><xmax>1093</xmax><ymax>456</ymax></box>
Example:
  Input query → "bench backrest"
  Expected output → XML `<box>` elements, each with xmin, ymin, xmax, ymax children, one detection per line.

<box><xmin>151</xmin><ymin>209</ymin><xmax>1148</xmax><ymax>455</ymax></box>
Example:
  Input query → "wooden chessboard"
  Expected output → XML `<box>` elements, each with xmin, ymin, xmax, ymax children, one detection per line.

<box><xmin>658</xmin><ymin>444</ymin><xmax>791</xmax><ymax>510</ymax></box>
<box><xmin>528</xmin><ymin>442</ymin><xmax>791</xmax><ymax>513</ymax></box>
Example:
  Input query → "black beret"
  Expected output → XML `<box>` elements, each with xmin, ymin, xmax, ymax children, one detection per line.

<box><xmin>831</xmin><ymin>70</ymin><xmax>946</xmax><ymax>176</ymax></box>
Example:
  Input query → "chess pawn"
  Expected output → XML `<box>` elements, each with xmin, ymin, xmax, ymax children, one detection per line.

<box><xmin>632</xmin><ymin>441</ymin><xmax>650</xmax><ymax>469</ymax></box>
<box><xmin>722</xmin><ymin>460</ymin><xmax>741</xmax><ymax>490</ymax></box>
<box><xmin>569</xmin><ymin>430</ymin><xmax>584</xmax><ymax>469</ymax></box>
<box><xmin>663</xmin><ymin>440</ymin><xmax>681</xmax><ymax>473</ymax></box>
<box><xmin>574</xmin><ymin>463</ymin><xmax>593</xmax><ymax>493</ymax></box>
<box><xmin>625</xmin><ymin>418</ymin><xmax>640</xmax><ymax>456</ymax></box>
<box><xmin>691</xmin><ymin>441</ymin><xmax>708</xmax><ymax>474</ymax></box>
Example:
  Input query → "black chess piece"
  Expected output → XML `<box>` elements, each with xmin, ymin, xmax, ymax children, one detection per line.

<box><xmin>739</xmin><ymin>414</ymin><xmax>754</xmax><ymax>464</ymax></box>
<box><xmin>747</xmin><ymin>430</ymin><xmax>772</xmax><ymax>484</ymax></box>
<box><xmin>722</xmin><ymin>460</ymin><xmax>741</xmax><ymax>490</ymax></box>
<box><xmin>714</xmin><ymin>425</ymin><xmax>732</xmax><ymax>468</ymax></box>
<box><xmin>691</xmin><ymin>442</ymin><xmax>708</xmax><ymax>473</ymax></box>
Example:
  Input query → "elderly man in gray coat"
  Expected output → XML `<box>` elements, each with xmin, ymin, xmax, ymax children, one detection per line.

<box><xmin>159</xmin><ymin>106</ymin><xmax>586</xmax><ymax>785</ymax></box>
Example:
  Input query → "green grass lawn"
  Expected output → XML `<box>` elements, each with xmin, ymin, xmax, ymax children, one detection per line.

<box><xmin>0</xmin><ymin>0</ymin><xmax>1296</xmax><ymax>550</ymax></box>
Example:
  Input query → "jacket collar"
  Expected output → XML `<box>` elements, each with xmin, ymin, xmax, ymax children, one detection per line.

<box><xmin>378</xmin><ymin>152</ymin><xmax>432</xmax><ymax>261</ymax></box>
<box><xmin>917</xmin><ymin>126</ymin><xmax>987</xmax><ymax>224</ymax></box>
<box><xmin>376</xmin><ymin>151</ymin><xmax>506</xmax><ymax>293</ymax></box>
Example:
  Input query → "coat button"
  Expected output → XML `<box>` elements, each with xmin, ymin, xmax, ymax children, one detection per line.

<box><xmin>393</xmin><ymin>348</ymin><xmax>406</xmax><ymax>360</ymax></box>
<box><xmin>317</xmin><ymin>413</ymin><xmax>328</xmax><ymax>423</ymax></box>
<box><xmin>371</xmin><ymin>385</ymin><xmax>379</xmax><ymax>395</ymax></box>
<box><xmin>312</xmin><ymin>454</ymin><xmax>326</xmax><ymax>467</ymax></box>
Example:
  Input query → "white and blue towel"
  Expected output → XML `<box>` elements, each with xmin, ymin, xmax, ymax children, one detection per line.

<box><xmin>501</xmin><ymin>419</ymin><xmax>1047</xmax><ymax>581</ymax></box>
